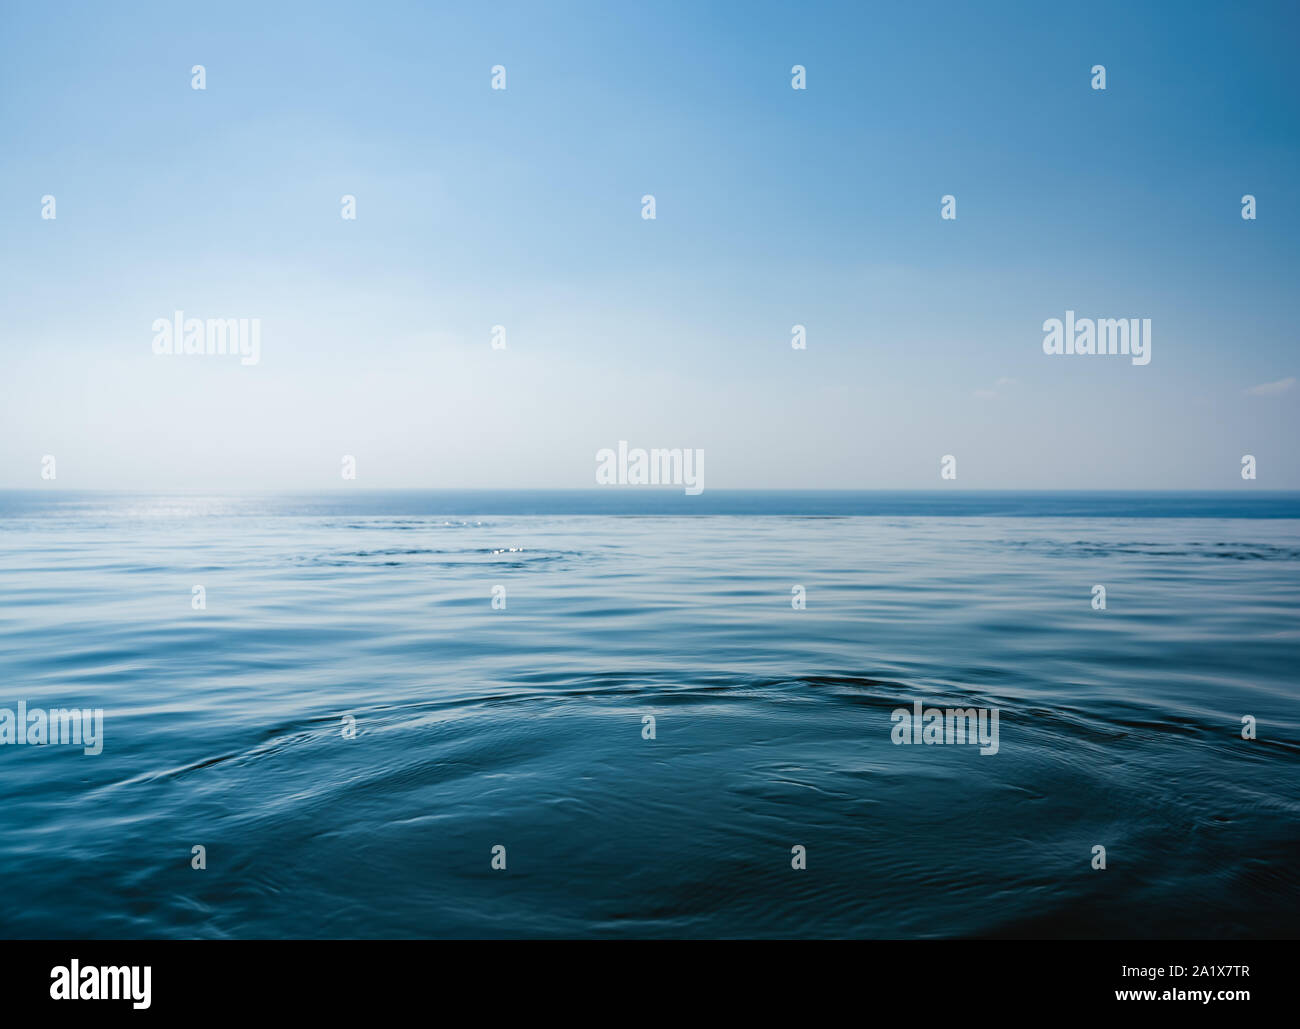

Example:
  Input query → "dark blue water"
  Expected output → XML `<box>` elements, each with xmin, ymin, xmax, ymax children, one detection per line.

<box><xmin>1</xmin><ymin>491</ymin><xmax>1297</xmax><ymax>938</ymax></box>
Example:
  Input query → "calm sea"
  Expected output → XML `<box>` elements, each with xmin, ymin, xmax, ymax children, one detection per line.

<box><xmin>1</xmin><ymin>491</ymin><xmax>1297</xmax><ymax>938</ymax></box>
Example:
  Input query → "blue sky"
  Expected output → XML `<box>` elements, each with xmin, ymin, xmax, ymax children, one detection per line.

<box><xmin>2</xmin><ymin>0</ymin><xmax>1297</xmax><ymax>489</ymax></box>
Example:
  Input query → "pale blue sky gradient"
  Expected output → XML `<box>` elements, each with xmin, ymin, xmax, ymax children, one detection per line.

<box><xmin>2</xmin><ymin>0</ymin><xmax>1297</xmax><ymax>488</ymax></box>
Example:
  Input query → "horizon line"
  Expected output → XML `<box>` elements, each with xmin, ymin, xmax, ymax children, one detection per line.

<box><xmin>3</xmin><ymin>488</ymin><xmax>1296</xmax><ymax>495</ymax></box>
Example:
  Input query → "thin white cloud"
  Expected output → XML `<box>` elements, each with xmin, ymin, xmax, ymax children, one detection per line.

<box><xmin>1245</xmin><ymin>377</ymin><xmax>1296</xmax><ymax>396</ymax></box>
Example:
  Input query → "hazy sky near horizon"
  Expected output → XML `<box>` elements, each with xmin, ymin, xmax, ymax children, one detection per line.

<box><xmin>2</xmin><ymin>0</ymin><xmax>1297</xmax><ymax>490</ymax></box>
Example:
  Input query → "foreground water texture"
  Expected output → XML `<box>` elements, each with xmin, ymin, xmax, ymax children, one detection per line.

<box><xmin>1</xmin><ymin>491</ymin><xmax>1297</xmax><ymax>939</ymax></box>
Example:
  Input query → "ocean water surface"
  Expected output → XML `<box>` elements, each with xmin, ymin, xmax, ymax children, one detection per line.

<box><xmin>1</xmin><ymin>491</ymin><xmax>1297</xmax><ymax>938</ymax></box>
